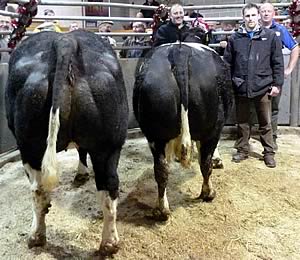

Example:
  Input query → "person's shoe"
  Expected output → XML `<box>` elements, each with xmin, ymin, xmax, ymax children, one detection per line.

<box><xmin>232</xmin><ymin>152</ymin><xmax>248</xmax><ymax>163</ymax></box>
<box><xmin>273</xmin><ymin>138</ymin><xmax>278</xmax><ymax>151</ymax></box>
<box><xmin>264</xmin><ymin>154</ymin><xmax>276</xmax><ymax>168</ymax></box>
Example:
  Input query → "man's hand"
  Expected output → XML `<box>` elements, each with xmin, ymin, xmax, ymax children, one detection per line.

<box><xmin>219</xmin><ymin>41</ymin><xmax>228</xmax><ymax>48</ymax></box>
<box><xmin>284</xmin><ymin>67</ymin><xmax>292</xmax><ymax>78</ymax></box>
<box><xmin>268</xmin><ymin>86</ymin><xmax>281</xmax><ymax>97</ymax></box>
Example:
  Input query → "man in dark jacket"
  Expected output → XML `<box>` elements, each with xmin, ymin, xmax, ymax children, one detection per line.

<box><xmin>223</xmin><ymin>3</ymin><xmax>284</xmax><ymax>168</ymax></box>
<box><xmin>152</xmin><ymin>4</ymin><xmax>190</xmax><ymax>47</ymax></box>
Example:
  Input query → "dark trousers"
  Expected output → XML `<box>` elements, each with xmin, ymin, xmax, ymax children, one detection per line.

<box><xmin>235</xmin><ymin>93</ymin><xmax>274</xmax><ymax>155</ymax></box>
<box><xmin>271</xmin><ymin>92</ymin><xmax>281</xmax><ymax>140</ymax></box>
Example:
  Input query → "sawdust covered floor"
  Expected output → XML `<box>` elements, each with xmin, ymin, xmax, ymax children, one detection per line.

<box><xmin>0</xmin><ymin>134</ymin><xmax>300</xmax><ymax>259</ymax></box>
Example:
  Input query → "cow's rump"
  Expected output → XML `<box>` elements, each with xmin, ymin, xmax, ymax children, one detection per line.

<box><xmin>6</xmin><ymin>30</ymin><xmax>128</xmax><ymax>153</ymax></box>
<box><xmin>134</xmin><ymin>42</ymin><xmax>232</xmax><ymax>141</ymax></box>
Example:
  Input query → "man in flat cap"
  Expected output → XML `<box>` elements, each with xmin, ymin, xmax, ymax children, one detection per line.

<box><xmin>98</xmin><ymin>20</ymin><xmax>116</xmax><ymax>46</ymax></box>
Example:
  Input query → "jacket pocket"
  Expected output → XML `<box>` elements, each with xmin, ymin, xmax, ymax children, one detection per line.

<box><xmin>255</xmin><ymin>74</ymin><xmax>273</xmax><ymax>88</ymax></box>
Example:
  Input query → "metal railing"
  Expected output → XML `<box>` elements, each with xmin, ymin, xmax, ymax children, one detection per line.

<box><xmin>7</xmin><ymin>0</ymin><xmax>292</xmax><ymax>10</ymax></box>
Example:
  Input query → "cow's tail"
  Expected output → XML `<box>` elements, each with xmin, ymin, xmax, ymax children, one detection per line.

<box><xmin>166</xmin><ymin>45</ymin><xmax>192</xmax><ymax>168</ymax></box>
<box><xmin>41</xmin><ymin>35</ymin><xmax>77</xmax><ymax>191</ymax></box>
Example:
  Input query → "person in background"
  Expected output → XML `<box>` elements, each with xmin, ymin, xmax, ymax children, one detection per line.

<box><xmin>120</xmin><ymin>21</ymin><xmax>149</xmax><ymax>58</ymax></box>
<box><xmin>98</xmin><ymin>20</ymin><xmax>116</xmax><ymax>47</ymax></box>
<box><xmin>69</xmin><ymin>22</ymin><xmax>79</xmax><ymax>31</ymax></box>
<box><xmin>140</xmin><ymin>0</ymin><xmax>159</xmax><ymax>27</ymax></box>
<box><xmin>259</xmin><ymin>1</ymin><xmax>299</xmax><ymax>150</ymax></box>
<box><xmin>0</xmin><ymin>14</ymin><xmax>11</xmax><ymax>63</ymax></box>
<box><xmin>223</xmin><ymin>3</ymin><xmax>284</xmax><ymax>168</ymax></box>
<box><xmin>215</xmin><ymin>20</ymin><xmax>237</xmax><ymax>56</ymax></box>
<box><xmin>152</xmin><ymin>3</ymin><xmax>189</xmax><ymax>47</ymax></box>
<box><xmin>34</xmin><ymin>9</ymin><xmax>62</xmax><ymax>32</ymax></box>
<box><xmin>0</xmin><ymin>0</ymin><xmax>8</xmax><ymax>10</ymax></box>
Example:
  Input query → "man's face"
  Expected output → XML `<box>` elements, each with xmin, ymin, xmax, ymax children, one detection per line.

<box><xmin>243</xmin><ymin>7</ymin><xmax>259</xmax><ymax>31</ymax></box>
<box><xmin>0</xmin><ymin>15</ymin><xmax>11</xmax><ymax>31</ymax></box>
<box><xmin>222</xmin><ymin>22</ymin><xmax>235</xmax><ymax>31</ymax></box>
<box><xmin>99</xmin><ymin>23</ymin><xmax>112</xmax><ymax>32</ymax></box>
<box><xmin>259</xmin><ymin>3</ymin><xmax>275</xmax><ymax>26</ymax></box>
<box><xmin>69</xmin><ymin>23</ymin><xmax>79</xmax><ymax>31</ymax></box>
<box><xmin>132</xmin><ymin>23</ymin><xmax>145</xmax><ymax>33</ymax></box>
<box><xmin>170</xmin><ymin>5</ymin><xmax>184</xmax><ymax>26</ymax></box>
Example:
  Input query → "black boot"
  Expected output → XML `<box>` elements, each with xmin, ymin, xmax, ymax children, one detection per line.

<box><xmin>232</xmin><ymin>152</ymin><xmax>249</xmax><ymax>163</ymax></box>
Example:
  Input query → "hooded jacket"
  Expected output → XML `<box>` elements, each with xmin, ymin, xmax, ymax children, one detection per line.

<box><xmin>152</xmin><ymin>20</ymin><xmax>190</xmax><ymax>47</ymax></box>
<box><xmin>223</xmin><ymin>25</ymin><xmax>284</xmax><ymax>98</ymax></box>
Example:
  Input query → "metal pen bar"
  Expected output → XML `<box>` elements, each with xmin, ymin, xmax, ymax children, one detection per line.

<box><xmin>184</xmin><ymin>3</ymin><xmax>291</xmax><ymax>10</ymax></box>
<box><xmin>114</xmin><ymin>46</ymin><xmax>151</xmax><ymax>50</ymax></box>
<box><xmin>0</xmin><ymin>9</ymin><xmax>290</xmax><ymax>23</ymax></box>
<box><xmin>8</xmin><ymin>0</ymin><xmax>158</xmax><ymax>10</ymax></box>
<box><xmin>8</xmin><ymin>0</ymin><xmax>291</xmax><ymax>9</ymax></box>
<box><xmin>34</xmin><ymin>16</ymin><xmax>154</xmax><ymax>22</ymax></box>
<box><xmin>97</xmin><ymin>32</ymin><xmax>152</xmax><ymax>36</ymax></box>
<box><xmin>0</xmin><ymin>30</ymin><xmax>152</xmax><ymax>37</ymax></box>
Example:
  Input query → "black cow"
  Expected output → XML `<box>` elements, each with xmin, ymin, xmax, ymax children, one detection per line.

<box><xmin>133</xmin><ymin>40</ymin><xmax>233</xmax><ymax>220</ymax></box>
<box><xmin>5</xmin><ymin>30</ymin><xmax>128</xmax><ymax>255</ymax></box>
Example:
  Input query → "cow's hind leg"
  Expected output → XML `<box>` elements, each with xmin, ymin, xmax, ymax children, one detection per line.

<box><xmin>198</xmin><ymin>140</ymin><xmax>217</xmax><ymax>201</ymax></box>
<box><xmin>24</xmin><ymin>164</ymin><xmax>51</xmax><ymax>248</ymax></box>
<box><xmin>90</xmin><ymin>150</ymin><xmax>120</xmax><ymax>256</ymax></box>
<box><xmin>150</xmin><ymin>141</ymin><xmax>170</xmax><ymax>221</ymax></box>
<box><xmin>73</xmin><ymin>147</ymin><xmax>89</xmax><ymax>187</ymax></box>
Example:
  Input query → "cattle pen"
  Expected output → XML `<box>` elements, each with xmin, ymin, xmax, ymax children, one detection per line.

<box><xmin>1</xmin><ymin>0</ymin><xmax>300</xmax><ymax>259</ymax></box>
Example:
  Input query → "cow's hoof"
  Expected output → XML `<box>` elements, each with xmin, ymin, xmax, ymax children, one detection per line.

<box><xmin>212</xmin><ymin>158</ymin><xmax>224</xmax><ymax>169</ymax></box>
<box><xmin>27</xmin><ymin>234</ymin><xmax>46</xmax><ymax>248</ymax></box>
<box><xmin>151</xmin><ymin>208</ymin><xmax>170</xmax><ymax>221</ymax></box>
<box><xmin>99</xmin><ymin>240</ymin><xmax>119</xmax><ymax>256</ymax></box>
<box><xmin>73</xmin><ymin>172</ymin><xmax>89</xmax><ymax>188</ymax></box>
<box><xmin>198</xmin><ymin>189</ymin><xmax>216</xmax><ymax>202</ymax></box>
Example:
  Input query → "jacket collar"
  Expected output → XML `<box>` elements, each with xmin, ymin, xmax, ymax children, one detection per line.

<box><xmin>237</xmin><ymin>23</ymin><xmax>263</xmax><ymax>38</ymax></box>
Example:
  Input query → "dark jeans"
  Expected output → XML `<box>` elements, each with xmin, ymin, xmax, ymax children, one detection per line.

<box><xmin>271</xmin><ymin>91</ymin><xmax>281</xmax><ymax>140</ymax></box>
<box><xmin>235</xmin><ymin>93</ymin><xmax>274</xmax><ymax>155</ymax></box>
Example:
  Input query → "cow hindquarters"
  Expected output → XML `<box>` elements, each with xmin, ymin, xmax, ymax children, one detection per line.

<box><xmin>24</xmin><ymin>164</ymin><xmax>51</xmax><ymax>248</ymax></box>
<box><xmin>150</xmin><ymin>141</ymin><xmax>170</xmax><ymax>221</ymax></box>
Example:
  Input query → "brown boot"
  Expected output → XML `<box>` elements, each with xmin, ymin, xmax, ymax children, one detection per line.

<box><xmin>264</xmin><ymin>154</ymin><xmax>276</xmax><ymax>168</ymax></box>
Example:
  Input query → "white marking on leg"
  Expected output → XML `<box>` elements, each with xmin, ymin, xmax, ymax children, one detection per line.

<box><xmin>24</xmin><ymin>163</ymin><xmax>49</xmax><ymax>245</ymax></box>
<box><xmin>212</xmin><ymin>142</ymin><xmax>223</xmax><ymax>168</ymax></box>
<box><xmin>212</xmin><ymin>143</ymin><xmax>221</xmax><ymax>160</ymax></box>
<box><xmin>42</xmin><ymin>107</ymin><xmax>60</xmax><ymax>191</ymax></box>
<box><xmin>158</xmin><ymin>189</ymin><xmax>169</xmax><ymax>213</ymax></box>
<box><xmin>97</xmin><ymin>191</ymin><xmax>119</xmax><ymax>247</ymax></box>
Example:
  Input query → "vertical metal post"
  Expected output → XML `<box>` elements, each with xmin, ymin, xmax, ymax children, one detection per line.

<box><xmin>290</xmin><ymin>60</ymin><xmax>300</xmax><ymax>126</ymax></box>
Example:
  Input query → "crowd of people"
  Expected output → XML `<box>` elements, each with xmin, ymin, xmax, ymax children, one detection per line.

<box><xmin>0</xmin><ymin>2</ymin><xmax>299</xmax><ymax>168</ymax></box>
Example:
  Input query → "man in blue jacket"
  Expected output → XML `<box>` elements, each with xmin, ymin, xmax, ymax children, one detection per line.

<box><xmin>260</xmin><ymin>1</ymin><xmax>299</xmax><ymax>150</ymax></box>
<box><xmin>224</xmin><ymin>3</ymin><xmax>284</xmax><ymax>168</ymax></box>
